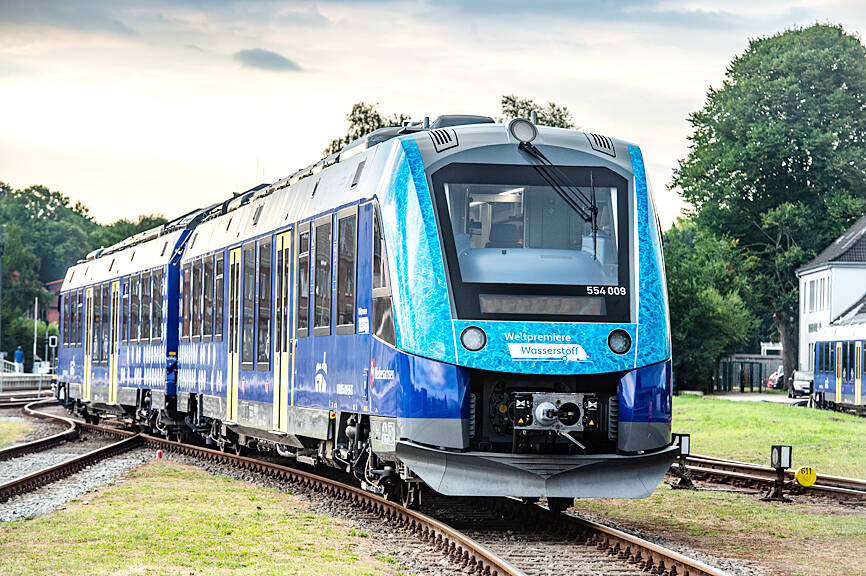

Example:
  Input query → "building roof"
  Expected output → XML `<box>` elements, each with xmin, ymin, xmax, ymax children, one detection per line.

<box><xmin>799</xmin><ymin>212</ymin><xmax>866</xmax><ymax>273</ymax></box>
<box><xmin>832</xmin><ymin>290</ymin><xmax>866</xmax><ymax>327</ymax></box>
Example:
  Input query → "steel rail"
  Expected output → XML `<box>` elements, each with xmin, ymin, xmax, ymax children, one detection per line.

<box><xmin>21</xmin><ymin>401</ymin><xmax>737</xmax><ymax>576</ymax></box>
<box><xmin>682</xmin><ymin>454</ymin><xmax>866</xmax><ymax>501</ymax></box>
<box><xmin>489</xmin><ymin>498</ymin><xmax>732</xmax><ymax>576</ymax></box>
<box><xmin>22</xmin><ymin>401</ymin><xmax>525</xmax><ymax>576</ymax></box>
<box><xmin>0</xmin><ymin>434</ymin><xmax>143</xmax><ymax>503</ymax></box>
<box><xmin>0</xmin><ymin>403</ymin><xmax>79</xmax><ymax>462</ymax></box>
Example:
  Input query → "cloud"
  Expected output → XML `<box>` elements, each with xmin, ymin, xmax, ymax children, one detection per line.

<box><xmin>232</xmin><ymin>48</ymin><xmax>301</xmax><ymax>72</ymax></box>
<box><xmin>0</xmin><ymin>0</ymin><xmax>136</xmax><ymax>35</ymax></box>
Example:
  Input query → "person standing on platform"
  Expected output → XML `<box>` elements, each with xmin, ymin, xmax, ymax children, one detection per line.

<box><xmin>13</xmin><ymin>346</ymin><xmax>24</xmax><ymax>372</ymax></box>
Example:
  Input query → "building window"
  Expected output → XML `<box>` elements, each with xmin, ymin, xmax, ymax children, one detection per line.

<box><xmin>214</xmin><ymin>255</ymin><xmax>224</xmax><ymax>341</ymax></box>
<box><xmin>152</xmin><ymin>270</ymin><xmax>163</xmax><ymax>341</ymax></box>
<box><xmin>314</xmin><ymin>218</ymin><xmax>332</xmax><ymax>334</ymax></box>
<box><xmin>182</xmin><ymin>263</ymin><xmax>191</xmax><ymax>341</ymax></box>
<box><xmin>336</xmin><ymin>211</ymin><xmax>357</xmax><ymax>333</ymax></box>
<box><xmin>297</xmin><ymin>225</ymin><xmax>310</xmax><ymax>337</ymax></box>
<box><xmin>257</xmin><ymin>239</ymin><xmax>272</xmax><ymax>367</ymax></box>
<box><xmin>241</xmin><ymin>242</ymin><xmax>256</xmax><ymax>367</ymax></box>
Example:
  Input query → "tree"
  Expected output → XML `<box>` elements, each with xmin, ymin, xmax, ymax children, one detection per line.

<box><xmin>671</xmin><ymin>24</ymin><xmax>866</xmax><ymax>384</ymax></box>
<box><xmin>664</xmin><ymin>219</ymin><xmax>758</xmax><ymax>390</ymax></box>
<box><xmin>323</xmin><ymin>102</ymin><xmax>410</xmax><ymax>156</ymax></box>
<box><xmin>499</xmin><ymin>94</ymin><xmax>576</xmax><ymax>129</ymax></box>
<box><xmin>90</xmin><ymin>214</ymin><xmax>168</xmax><ymax>250</ymax></box>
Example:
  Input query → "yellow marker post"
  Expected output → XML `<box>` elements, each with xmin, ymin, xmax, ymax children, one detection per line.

<box><xmin>795</xmin><ymin>466</ymin><xmax>817</xmax><ymax>487</ymax></box>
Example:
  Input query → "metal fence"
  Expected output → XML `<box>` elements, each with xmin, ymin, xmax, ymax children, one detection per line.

<box><xmin>0</xmin><ymin>373</ymin><xmax>54</xmax><ymax>393</ymax></box>
<box><xmin>716</xmin><ymin>355</ymin><xmax>783</xmax><ymax>393</ymax></box>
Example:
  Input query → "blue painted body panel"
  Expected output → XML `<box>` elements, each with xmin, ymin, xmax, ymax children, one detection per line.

<box><xmin>618</xmin><ymin>360</ymin><xmax>673</xmax><ymax>424</ymax></box>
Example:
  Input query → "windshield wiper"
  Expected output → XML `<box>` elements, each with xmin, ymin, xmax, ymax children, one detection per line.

<box><xmin>518</xmin><ymin>141</ymin><xmax>600</xmax><ymax>260</ymax></box>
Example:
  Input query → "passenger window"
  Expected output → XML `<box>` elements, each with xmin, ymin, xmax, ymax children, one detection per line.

<box><xmin>257</xmin><ymin>239</ymin><xmax>272</xmax><ymax>368</ymax></box>
<box><xmin>101</xmin><ymin>283</ymin><xmax>110</xmax><ymax>362</ymax></box>
<box><xmin>241</xmin><ymin>242</ymin><xmax>256</xmax><ymax>367</ymax></box>
<box><xmin>76</xmin><ymin>290</ymin><xmax>83</xmax><ymax>346</ymax></box>
<box><xmin>92</xmin><ymin>288</ymin><xmax>100</xmax><ymax>361</ymax></box>
<box><xmin>203</xmin><ymin>257</ymin><xmax>214</xmax><ymax>339</ymax></box>
<box><xmin>297</xmin><ymin>225</ymin><xmax>310</xmax><ymax>337</ymax></box>
<box><xmin>192</xmin><ymin>259</ymin><xmax>202</xmax><ymax>340</ymax></box>
<box><xmin>141</xmin><ymin>272</ymin><xmax>151</xmax><ymax>343</ymax></box>
<box><xmin>314</xmin><ymin>218</ymin><xmax>332</xmax><ymax>335</ymax></box>
<box><xmin>336</xmin><ymin>211</ymin><xmax>357</xmax><ymax>334</ymax></box>
<box><xmin>130</xmin><ymin>275</ymin><xmax>140</xmax><ymax>343</ymax></box>
<box><xmin>152</xmin><ymin>270</ymin><xmax>163</xmax><ymax>341</ymax></box>
<box><xmin>62</xmin><ymin>294</ymin><xmax>69</xmax><ymax>346</ymax></box>
<box><xmin>214</xmin><ymin>255</ymin><xmax>224</xmax><ymax>341</ymax></box>
<box><xmin>121</xmin><ymin>279</ymin><xmax>129</xmax><ymax>344</ymax></box>
<box><xmin>372</xmin><ymin>208</ymin><xmax>395</xmax><ymax>345</ymax></box>
<box><xmin>182</xmin><ymin>263</ymin><xmax>191</xmax><ymax>341</ymax></box>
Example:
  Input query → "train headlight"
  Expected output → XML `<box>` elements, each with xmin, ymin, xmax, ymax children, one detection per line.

<box><xmin>607</xmin><ymin>329</ymin><xmax>631</xmax><ymax>355</ymax></box>
<box><xmin>460</xmin><ymin>326</ymin><xmax>487</xmax><ymax>352</ymax></box>
<box><xmin>508</xmin><ymin>118</ymin><xmax>537</xmax><ymax>143</ymax></box>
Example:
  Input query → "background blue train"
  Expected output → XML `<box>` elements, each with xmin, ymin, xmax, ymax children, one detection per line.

<box><xmin>57</xmin><ymin>116</ymin><xmax>677</xmax><ymax>507</ymax></box>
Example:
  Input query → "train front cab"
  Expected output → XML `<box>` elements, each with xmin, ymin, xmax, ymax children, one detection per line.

<box><xmin>370</xmin><ymin>129</ymin><xmax>678</xmax><ymax>499</ymax></box>
<box><xmin>814</xmin><ymin>339</ymin><xmax>865</xmax><ymax>407</ymax></box>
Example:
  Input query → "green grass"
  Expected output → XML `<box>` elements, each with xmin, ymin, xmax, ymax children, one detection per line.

<box><xmin>673</xmin><ymin>395</ymin><xmax>866</xmax><ymax>477</ymax></box>
<box><xmin>0</xmin><ymin>462</ymin><xmax>400</xmax><ymax>576</ymax></box>
<box><xmin>0</xmin><ymin>420</ymin><xmax>32</xmax><ymax>448</ymax></box>
<box><xmin>572</xmin><ymin>487</ymin><xmax>866</xmax><ymax>576</ymax></box>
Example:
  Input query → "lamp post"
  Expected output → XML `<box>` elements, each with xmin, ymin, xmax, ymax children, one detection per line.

<box><xmin>764</xmin><ymin>444</ymin><xmax>792</xmax><ymax>501</ymax></box>
<box><xmin>670</xmin><ymin>433</ymin><xmax>695</xmax><ymax>489</ymax></box>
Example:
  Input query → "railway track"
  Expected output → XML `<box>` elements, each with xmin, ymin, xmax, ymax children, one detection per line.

<box><xmin>682</xmin><ymin>453</ymin><xmax>866</xmax><ymax>501</ymax></box>
<box><xmin>15</xmin><ymin>400</ymin><xmax>734</xmax><ymax>576</ymax></box>
<box><xmin>0</xmin><ymin>390</ymin><xmax>55</xmax><ymax>409</ymax></box>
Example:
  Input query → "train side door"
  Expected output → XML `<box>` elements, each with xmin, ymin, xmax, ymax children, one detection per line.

<box><xmin>272</xmin><ymin>230</ymin><xmax>292</xmax><ymax>433</ymax></box>
<box><xmin>108</xmin><ymin>280</ymin><xmax>120</xmax><ymax>404</ymax></box>
<box><xmin>83</xmin><ymin>287</ymin><xmax>94</xmax><ymax>401</ymax></box>
<box><xmin>226</xmin><ymin>248</ymin><xmax>242</xmax><ymax>422</ymax></box>
<box><xmin>855</xmin><ymin>341</ymin><xmax>862</xmax><ymax>406</ymax></box>
<box><xmin>835</xmin><ymin>341</ymin><xmax>843</xmax><ymax>404</ymax></box>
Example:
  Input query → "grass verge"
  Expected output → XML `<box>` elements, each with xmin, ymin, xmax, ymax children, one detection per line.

<box><xmin>0</xmin><ymin>420</ymin><xmax>32</xmax><ymax>448</ymax></box>
<box><xmin>571</xmin><ymin>486</ymin><xmax>866</xmax><ymax>576</ymax></box>
<box><xmin>673</xmin><ymin>395</ymin><xmax>866</xmax><ymax>477</ymax></box>
<box><xmin>0</xmin><ymin>461</ymin><xmax>408</xmax><ymax>576</ymax></box>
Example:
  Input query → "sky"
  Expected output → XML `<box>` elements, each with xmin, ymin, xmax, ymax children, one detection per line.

<box><xmin>1</xmin><ymin>1</ymin><xmax>865</xmax><ymax>228</ymax></box>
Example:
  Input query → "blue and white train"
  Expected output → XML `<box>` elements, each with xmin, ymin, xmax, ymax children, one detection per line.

<box><xmin>57</xmin><ymin>115</ymin><xmax>676</xmax><ymax>506</ymax></box>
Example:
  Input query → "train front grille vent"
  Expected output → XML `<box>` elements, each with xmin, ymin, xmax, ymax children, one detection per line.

<box><xmin>607</xmin><ymin>396</ymin><xmax>618</xmax><ymax>442</ymax></box>
<box><xmin>586</xmin><ymin>132</ymin><xmax>616</xmax><ymax>157</ymax></box>
<box><xmin>429</xmin><ymin>128</ymin><xmax>459</xmax><ymax>153</ymax></box>
<box><xmin>468</xmin><ymin>393</ymin><xmax>476</xmax><ymax>438</ymax></box>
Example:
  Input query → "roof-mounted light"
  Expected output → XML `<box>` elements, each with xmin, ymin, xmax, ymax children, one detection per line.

<box><xmin>508</xmin><ymin>118</ymin><xmax>537</xmax><ymax>144</ymax></box>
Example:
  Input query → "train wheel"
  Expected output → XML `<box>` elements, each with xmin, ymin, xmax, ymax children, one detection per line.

<box><xmin>546</xmin><ymin>497</ymin><xmax>573</xmax><ymax>513</ymax></box>
<box><xmin>401</xmin><ymin>482</ymin><xmax>421</xmax><ymax>509</ymax></box>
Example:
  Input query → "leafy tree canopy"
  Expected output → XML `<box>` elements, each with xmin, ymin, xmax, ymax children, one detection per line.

<box><xmin>499</xmin><ymin>94</ymin><xmax>576</xmax><ymax>129</ymax></box>
<box><xmin>0</xmin><ymin>181</ymin><xmax>166</xmax><ymax>359</ymax></box>
<box><xmin>671</xmin><ymin>23</ymin><xmax>866</xmax><ymax>379</ymax></box>
<box><xmin>664</xmin><ymin>219</ymin><xmax>758</xmax><ymax>389</ymax></box>
<box><xmin>324</xmin><ymin>95</ymin><xmax>577</xmax><ymax>156</ymax></box>
<box><xmin>323</xmin><ymin>102</ymin><xmax>411</xmax><ymax>156</ymax></box>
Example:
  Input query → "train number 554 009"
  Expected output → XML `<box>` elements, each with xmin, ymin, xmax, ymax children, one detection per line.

<box><xmin>586</xmin><ymin>286</ymin><xmax>627</xmax><ymax>296</ymax></box>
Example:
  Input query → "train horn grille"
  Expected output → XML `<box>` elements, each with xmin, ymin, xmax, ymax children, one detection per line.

<box><xmin>585</xmin><ymin>132</ymin><xmax>616</xmax><ymax>157</ymax></box>
<box><xmin>429</xmin><ymin>128</ymin><xmax>459</xmax><ymax>153</ymax></box>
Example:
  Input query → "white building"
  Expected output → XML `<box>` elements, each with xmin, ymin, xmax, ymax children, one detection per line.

<box><xmin>796</xmin><ymin>213</ymin><xmax>866</xmax><ymax>371</ymax></box>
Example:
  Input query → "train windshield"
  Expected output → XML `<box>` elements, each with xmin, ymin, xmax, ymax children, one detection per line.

<box><xmin>431</xmin><ymin>163</ymin><xmax>630</xmax><ymax>322</ymax></box>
